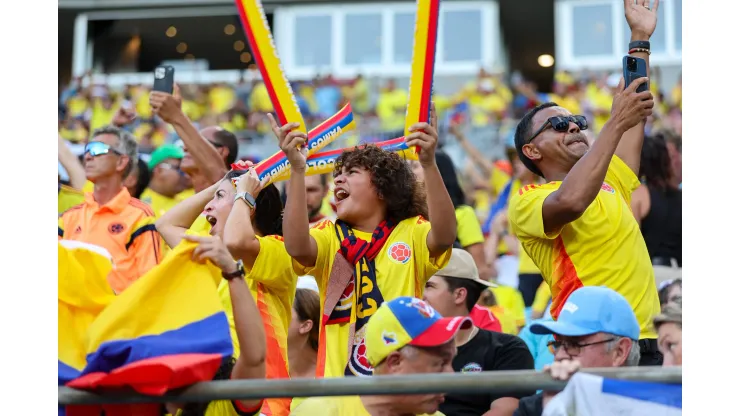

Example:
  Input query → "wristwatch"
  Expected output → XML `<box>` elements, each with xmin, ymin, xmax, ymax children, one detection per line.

<box><xmin>222</xmin><ymin>259</ymin><xmax>245</xmax><ymax>280</ymax></box>
<box><xmin>234</xmin><ymin>192</ymin><xmax>256</xmax><ymax>209</ymax></box>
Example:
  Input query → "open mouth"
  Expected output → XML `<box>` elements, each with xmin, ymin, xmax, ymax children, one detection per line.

<box><xmin>565</xmin><ymin>135</ymin><xmax>588</xmax><ymax>147</ymax></box>
<box><xmin>206</xmin><ymin>215</ymin><xmax>217</xmax><ymax>227</ymax></box>
<box><xmin>334</xmin><ymin>188</ymin><xmax>349</xmax><ymax>203</ymax></box>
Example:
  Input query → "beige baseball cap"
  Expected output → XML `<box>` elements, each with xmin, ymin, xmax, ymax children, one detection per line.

<box><xmin>434</xmin><ymin>248</ymin><xmax>497</xmax><ymax>287</ymax></box>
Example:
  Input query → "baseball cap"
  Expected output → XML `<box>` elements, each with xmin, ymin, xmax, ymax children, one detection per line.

<box><xmin>434</xmin><ymin>248</ymin><xmax>497</xmax><ymax>288</ymax></box>
<box><xmin>530</xmin><ymin>286</ymin><xmax>640</xmax><ymax>340</ymax></box>
<box><xmin>365</xmin><ymin>297</ymin><xmax>472</xmax><ymax>367</ymax></box>
<box><xmin>148</xmin><ymin>145</ymin><xmax>184</xmax><ymax>171</ymax></box>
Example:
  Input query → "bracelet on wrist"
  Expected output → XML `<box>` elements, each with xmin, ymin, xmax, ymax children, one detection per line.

<box><xmin>629</xmin><ymin>47</ymin><xmax>651</xmax><ymax>55</ymax></box>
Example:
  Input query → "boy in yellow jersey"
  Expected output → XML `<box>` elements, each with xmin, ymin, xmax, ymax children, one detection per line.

<box><xmin>155</xmin><ymin>169</ymin><xmax>293</xmax><ymax>416</ymax></box>
<box><xmin>292</xmin><ymin>297</ymin><xmax>470</xmax><ymax>416</ymax></box>
<box><xmin>508</xmin><ymin>2</ymin><xmax>661</xmax><ymax>366</ymax></box>
<box><xmin>270</xmin><ymin>104</ymin><xmax>457</xmax><ymax>379</ymax></box>
<box><xmin>165</xmin><ymin>233</ymin><xmax>266</xmax><ymax>416</ymax></box>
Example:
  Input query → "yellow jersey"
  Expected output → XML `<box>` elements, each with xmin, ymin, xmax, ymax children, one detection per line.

<box><xmin>295</xmin><ymin>216</ymin><xmax>451</xmax><ymax>379</ymax></box>
<box><xmin>455</xmin><ymin>205</ymin><xmax>484</xmax><ymax>248</ymax></box>
<box><xmin>58</xmin><ymin>184</ymin><xmax>85</xmax><ymax>215</ymax></box>
<box><xmin>489</xmin><ymin>305</ymin><xmax>519</xmax><ymax>336</ymax></box>
<box><xmin>490</xmin><ymin>285</ymin><xmax>526</xmax><ymax>328</ymax></box>
<box><xmin>508</xmin><ymin>156</ymin><xmax>659</xmax><ymax>339</ymax></box>
<box><xmin>140</xmin><ymin>188</ymin><xmax>180</xmax><ymax>219</ymax></box>
<box><xmin>531</xmin><ymin>281</ymin><xmax>552</xmax><ymax>316</ymax></box>
<box><xmin>188</xmin><ymin>217</ymin><xmax>296</xmax><ymax>416</ymax></box>
<box><xmin>290</xmin><ymin>395</ymin><xmax>444</xmax><ymax>416</ymax></box>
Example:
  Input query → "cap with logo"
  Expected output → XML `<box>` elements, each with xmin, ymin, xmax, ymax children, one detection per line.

<box><xmin>148</xmin><ymin>144</ymin><xmax>184</xmax><ymax>171</ymax></box>
<box><xmin>365</xmin><ymin>296</ymin><xmax>473</xmax><ymax>367</ymax></box>
<box><xmin>434</xmin><ymin>248</ymin><xmax>497</xmax><ymax>288</ymax></box>
<box><xmin>529</xmin><ymin>286</ymin><xmax>640</xmax><ymax>340</ymax></box>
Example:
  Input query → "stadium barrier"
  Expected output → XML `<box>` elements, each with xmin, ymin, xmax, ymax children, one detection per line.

<box><xmin>58</xmin><ymin>366</ymin><xmax>681</xmax><ymax>406</ymax></box>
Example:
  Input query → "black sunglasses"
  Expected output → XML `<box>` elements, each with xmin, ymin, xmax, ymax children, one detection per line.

<box><xmin>528</xmin><ymin>115</ymin><xmax>589</xmax><ymax>143</ymax></box>
<box><xmin>175</xmin><ymin>139</ymin><xmax>225</xmax><ymax>150</ymax></box>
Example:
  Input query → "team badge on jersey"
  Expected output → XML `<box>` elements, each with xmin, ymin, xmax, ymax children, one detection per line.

<box><xmin>601</xmin><ymin>182</ymin><xmax>616</xmax><ymax>194</ymax></box>
<box><xmin>461</xmin><ymin>362</ymin><xmax>483</xmax><ymax>373</ymax></box>
<box><xmin>346</xmin><ymin>327</ymin><xmax>374</xmax><ymax>376</ymax></box>
<box><xmin>108</xmin><ymin>223</ymin><xmax>125</xmax><ymax>234</ymax></box>
<box><xmin>388</xmin><ymin>242</ymin><xmax>412</xmax><ymax>264</ymax></box>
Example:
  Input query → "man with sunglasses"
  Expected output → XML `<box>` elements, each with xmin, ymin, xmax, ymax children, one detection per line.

<box><xmin>58</xmin><ymin>126</ymin><xmax>162</xmax><ymax>294</ymax></box>
<box><xmin>507</xmin><ymin>0</ymin><xmax>662</xmax><ymax>366</ymax></box>
<box><xmin>140</xmin><ymin>144</ymin><xmax>187</xmax><ymax>219</ymax></box>
<box><xmin>514</xmin><ymin>286</ymin><xmax>641</xmax><ymax>416</ymax></box>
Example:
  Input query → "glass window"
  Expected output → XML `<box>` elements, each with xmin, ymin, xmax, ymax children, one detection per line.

<box><xmin>571</xmin><ymin>5</ymin><xmax>614</xmax><ymax>57</ymax></box>
<box><xmin>674</xmin><ymin>0</ymin><xmax>681</xmax><ymax>50</ymax></box>
<box><xmin>344</xmin><ymin>13</ymin><xmax>382</xmax><ymax>65</ymax></box>
<box><xmin>294</xmin><ymin>15</ymin><xmax>332</xmax><ymax>67</ymax></box>
<box><xmin>622</xmin><ymin>2</ymin><xmax>666</xmax><ymax>53</ymax></box>
<box><xmin>393</xmin><ymin>12</ymin><xmax>415</xmax><ymax>64</ymax></box>
<box><xmin>442</xmin><ymin>10</ymin><xmax>482</xmax><ymax>62</ymax></box>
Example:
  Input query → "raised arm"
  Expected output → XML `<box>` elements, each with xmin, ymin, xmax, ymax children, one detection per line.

<box><xmin>615</xmin><ymin>0</ymin><xmax>659</xmax><ymax>175</ymax></box>
<box><xmin>58</xmin><ymin>135</ymin><xmax>86</xmax><ymax>190</ymax></box>
<box><xmin>268</xmin><ymin>114</ymin><xmax>319</xmax><ymax>267</ymax></box>
<box><xmin>450</xmin><ymin>123</ymin><xmax>494</xmax><ymax>178</ymax></box>
<box><xmin>156</xmin><ymin>181</ymin><xmax>220</xmax><ymax>248</ymax></box>
<box><xmin>150</xmin><ymin>85</ymin><xmax>227</xmax><ymax>184</ymax></box>
<box><xmin>542</xmin><ymin>78</ymin><xmax>653</xmax><ymax>234</ymax></box>
<box><xmin>223</xmin><ymin>167</ymin><xmax>267</xmax><ymax>269</ymax></box>
<box><xmin>406</xmin><ymin>104</ymin><xmax>457</xmax><ymax>257</ymax></box>
<box><xmin>183</xmin><ymin>235</ymin><xmax>265</xmax><ymax>411</ymax></box>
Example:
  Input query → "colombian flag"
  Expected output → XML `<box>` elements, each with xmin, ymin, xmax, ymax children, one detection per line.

<box><xmin>58</xmin><ymin>236</ymin><xmax>234</xmax><ymax>415</ymax></box>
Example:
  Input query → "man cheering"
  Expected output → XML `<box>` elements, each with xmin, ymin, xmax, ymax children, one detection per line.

<box><xmin>508</xmin><ymin>0</ymin><xmax>662</xmax><ymax>365</ymax></box>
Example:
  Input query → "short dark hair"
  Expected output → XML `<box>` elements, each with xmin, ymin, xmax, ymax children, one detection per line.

<box><xmin>514</xmin><ymin>102</ymin><xmax>559</xmax><ymax>178</ymax></box>
<box><xmin>214</xmin><ymin>130</ymin><xmax>239</xmax><ymax>166</ymax></box>
<box><xmin>226</xmin><ymin>170</ymin><xmax>283</xmax><ymax>236</ymax></box>
<box><xmin>640</xmin><ymin>133</ymin><xmax>675</xmax><ymax>190</ymax></box>
<box><xmin>441</xmin><ymin>276</ymin><xmax>484</xmax><ymax>313</ymax></box>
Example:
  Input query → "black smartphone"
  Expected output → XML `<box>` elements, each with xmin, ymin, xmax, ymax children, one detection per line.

<box><xmin>622</xmin><ymin>56</ymin><xmax>648</xmax><ymax>93</ymax></box>
<box><xmin>153</xmin><ymin>65</ymin><xmax>175</xmax><ymax>94</ymax></box>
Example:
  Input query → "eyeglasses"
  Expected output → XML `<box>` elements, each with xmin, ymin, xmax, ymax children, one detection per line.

<box><xmin>174</xmin><ymin>139</ymin><xmax>225</xmax><ymax>151</ymax></box>
<box><xmin>547</xmin><ymin>337</ymin><xmax>615</xmax><ymax>356</ymax></box>
<box><xmin>528</xmin><ymin>115</ymin><xmax>589</xmax><ymax>143</ymax></box>
<box><xmin>160</xmin><ymin>162</ymin><xmax>185</xmax><ymax>176</ymax></box>
<box><xmin>85</xmin><ymin>141</ymin><xmax>122</xmax><ymax>157</ymax></box>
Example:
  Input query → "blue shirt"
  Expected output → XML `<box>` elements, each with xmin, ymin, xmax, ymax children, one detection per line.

<box><xmin>519</xmin><ymin>317</ymin><xmax>555</xmax><ymax>371</ymax></box>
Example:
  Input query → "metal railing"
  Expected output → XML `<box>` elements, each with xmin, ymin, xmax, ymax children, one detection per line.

<box><xmin>58</xmin><ymin>366</ymin><xmax>681</xmax><ymax>406</ymax></box>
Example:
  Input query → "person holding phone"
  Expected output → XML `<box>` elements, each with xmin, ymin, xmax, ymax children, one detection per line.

<box><xmin>507</xmin><ymin>0</ymin><xmax>663</xmax><ymax>366</ymax></box>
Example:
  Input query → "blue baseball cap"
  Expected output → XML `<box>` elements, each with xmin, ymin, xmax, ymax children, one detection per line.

<box><xmin>365</xmin><ymin>297</ymin><xmax>472</xmax><ymax>367</ymax></box>
<box><xmin>530</xmin><ymin>286</ymin><xmax>640</xmax><ymax>340</ymax></box>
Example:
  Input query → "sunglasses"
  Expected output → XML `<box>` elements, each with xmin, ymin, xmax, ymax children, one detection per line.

<box><xmin>528</xmin><ymin>115</ymin><xmax>589</xmax><ymax>143</ymax></box>
<box><xmin>160</xmin><ymin>162</ymin><xmax>186</xmax><ymax>176</ymax></box>
<box><xmin>174</xmin><ymin>139</ymin><xmax>225</xmax><ymax>151</ymax></box>
<box><xmin>85</xmin><ymin>141</ymin><xmax>122</xmax><ymax>157</ymax></box>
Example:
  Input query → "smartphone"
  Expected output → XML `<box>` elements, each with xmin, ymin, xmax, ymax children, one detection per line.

<box><xmin>153</xmin><ymin>65</ymin><xmax>175</xmax><ymax>94</ymax></box>
<box><xmin>622</xmin><ymin>56</ymin><xmax>648</xmax><ymax>93</ymax></box>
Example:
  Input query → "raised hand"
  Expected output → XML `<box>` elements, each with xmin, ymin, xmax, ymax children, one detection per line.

<box><xmin>624</xmin><ymin>0</ymin><xmax>659</xmax><ymax>39</ymax></box>
<box><xmin>610</xmin><ymin>77</ymin><xmax>654</xmax><ymax>131</ymax></box>
<box><xmin>405</xmin><ymin>103</ymin><xmax>439</xmax><ymax>167</ymax></box>
<box><xmin>235</xmin><ymin>167</ymin><xmax>268</xmax><ymax>199</ymax></box>
<box><xmin>150</xmin><ymin>83</ymin><xmax>184</xmax><ymax>124</ymax></box>
<box><xmin>112</xmin><ymin>106</ymin><xmax>137</xmax><ymax>127</ymax></box>
<box><xmin>183</xmin><ymin>234</ymin><xmax>238</xmax><ymax>274</ymax></box>
<box><xmin>267</xmin><ymin>113</ymin><xmax>307</xmax><ymax>171</ymax></box>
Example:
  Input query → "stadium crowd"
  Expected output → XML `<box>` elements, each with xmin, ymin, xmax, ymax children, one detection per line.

<box><xmin>58</xmin><ymin>1</ymin><xmax>682</xmax><ymax>415</ymax></box>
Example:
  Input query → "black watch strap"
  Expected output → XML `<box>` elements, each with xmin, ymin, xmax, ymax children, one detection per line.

<box><xmin>222</xmin><ymin>259</ymin><xmax>245</xmax><ymax>280</ymax></box>
<box><xmin>629</xmin><ymin>40</ymin><xmax>650</xmax><ymax>51</ymax></box>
